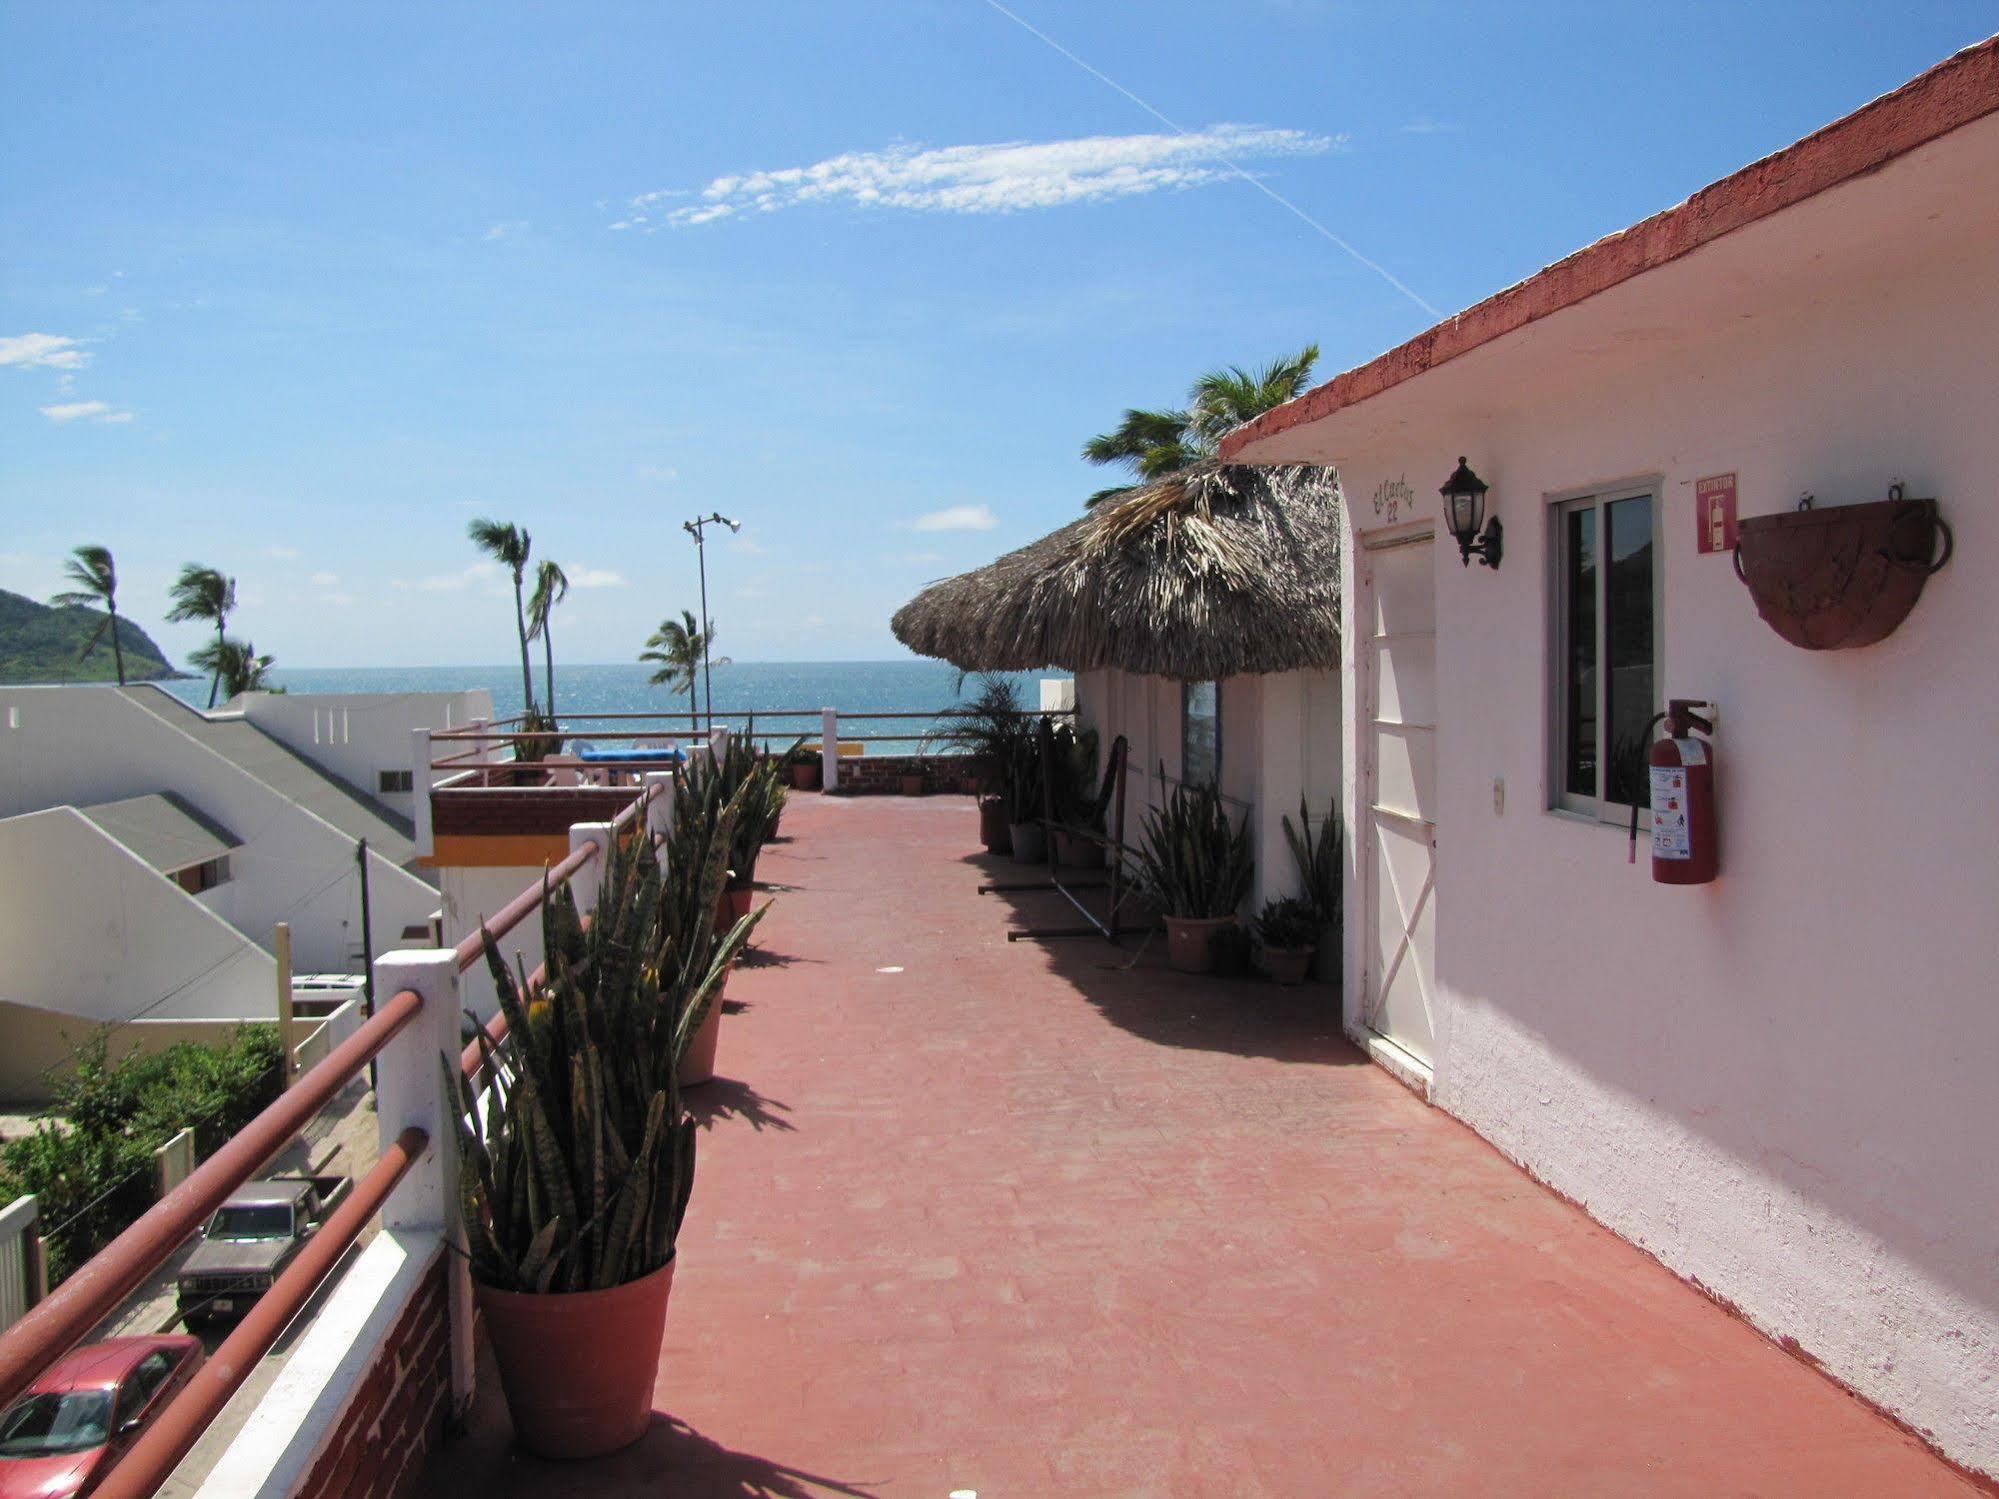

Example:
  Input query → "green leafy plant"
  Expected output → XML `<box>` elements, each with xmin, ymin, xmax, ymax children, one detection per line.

<box><xmin>1135</xmin><ymin>773</ymin><xmax>1253</xmax><ymax>919</ymax></box>
<box><xmin>448</xmin><ymin>804</ymin><xmax>763</xmax><ymax>1295</ymax></box>
<box><xmin>677</xmin><ymin>729</ymin><xmax>788</xmax><ymax>890</ymax></box>
<box><xmin>1049</xmin><ymin>722</ymin><xmax>1109</xmax><ymax>831</ymax></box>
<box><xmin>927</xmin><ymin>674</ymin><xmax>1030</xmax><ymax>801</ymax></box>
<box><xmin>1254</xmin><ymin>896</ymin><xmax>1321</xmax><ymax>952</ymax></box>
<box><xmin>510</xmin><ymin>708</ymin><xmax>562</xmax><ymax>764</ymax></box>
<box><xmin>1281</xmin><ymin>796</ymin><xmax>1342</xmax><ymax>927</ymax></box>
<box><xmin>0</xmin><ymin>1026</ymin><xmax>282</xmax><ymax>1283</ymax></box>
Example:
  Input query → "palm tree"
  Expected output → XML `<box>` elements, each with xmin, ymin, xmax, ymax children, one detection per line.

<box><xmin>190</xmin><ymin>637</ymin><xmax>275</xmax><ymax>700</ymax></box>
<box><xmin>1081</xmin><ymin>344</ymin><xmax>1320</xmax><ymax>507</ymax></box>
<box><xmin>640</xmin><ymin>610</ymin><xmax>728</xmax><ymax>726</ymax></box>
<box><xmin>525</xmin><ymin>559</ymin><xmax>569</xmax><ymax>719</ymax></box>
<box><xmin>466</xmin><ymin>519</ymin><xmax>536</xmax><ymax>715</ymax></box>
<box><xmin>50</xmin><ymin>545</ymin><xmax>128</xmax><ymax>685</ymax></box>
<box><xmin>165</xmin><ymin>563</ymin><xmax>237</xmax><ymax>708</ymax></box>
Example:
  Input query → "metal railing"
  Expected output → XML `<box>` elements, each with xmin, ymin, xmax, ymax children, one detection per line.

<box><xmin>0</xmin><ymin>777</ymin><xmax>667</xmax><ymax>1498</ymax></box>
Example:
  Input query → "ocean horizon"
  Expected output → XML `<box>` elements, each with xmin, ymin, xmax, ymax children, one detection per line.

<box><xmin>157</xmin><ymin>659</ymin><xmax>1067</xmax><ymax>751</ymax></box>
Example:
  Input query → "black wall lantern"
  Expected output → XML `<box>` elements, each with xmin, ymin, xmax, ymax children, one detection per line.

<box><xmin>1441</xmin><ymin>457</ymin><xmax>1502</xmax><ymax>569</ymax></box>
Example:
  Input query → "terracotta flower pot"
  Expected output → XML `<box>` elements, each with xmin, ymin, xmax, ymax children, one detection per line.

<box><xmin>678</xmin><ymin>1000</ymin><xmax>723</xmax><ymax>1085</ymax></box>
<box><xmin>1007</xmin><ymin>821</ymin><xmax>1046</xmax><ymax>865</ymax></box>
<box><xmin>476</xmin><ymin>1255</ymin><xmax>677</xmax><ymax>1459</ymax></box>
<box><xmin>1311</xmin><ymin>923</ymin><xmax>1340</xmax><ymax>985</ymax></box>
<box><xmin>1053</xmin><ymin>829</ymin><xmax>1105</xmax><ymax>869</ymax></box>
<box><xmin>978</xmin><ymin>799</ymin><xmax>1012</xmax><ymax>854</ymax></box>
<box><xmin>1163</xmin><ymin>915</ymin><xmax>1234</xmax><ymax>974</ymax></box>
<box><xmin>724</xmin><ymin>886</ymin><xmax>755</xmax><ymax>924</ymax></box>
<box><xmin>899</xmin><ymin>772</ymin><xmax>927</xmax><ymax>796</ymax></box>
<box><xmin>789</xmin><ymin>759</ymin><xmax>822</xmax><ymax>791</ymax></box>
<box><xmin>1260</xmin><ymin>945</ymin><xmax>1313</xmax><ymax>986</ymax></box>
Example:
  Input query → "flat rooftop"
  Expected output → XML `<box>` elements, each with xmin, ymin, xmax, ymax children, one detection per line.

<box><xmin>426</xmin><ymin>794</ymin><xmax>1977</xmax><ymax>1496</ymax></box>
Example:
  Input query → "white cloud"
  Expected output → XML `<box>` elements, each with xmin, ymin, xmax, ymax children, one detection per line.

<box><xmin>635</xmin><ymin>464</ymin><xmax>678</xmax><ymax>483</ymax></box>
<box><xmin>39</xmin><ymin>400</ymin><xmax>132</xmax><ymax>424</ymax></box>
<box><xmin>309</xmin><ymin>570</ymin><xmax>339</xmax><ymax>587</ymax></box>
<box><xmin>2</xmin><ymin>334</ymin><xmax>91</xmax><ymax>371</ymax></box>
<box><xmin>568</xmin><ymin>568</ymin><xmax>626</xmax><ymax>589</ymax></box>
<box><xmin>402</xmin><ymin>561</ymin><xmax>501</xmax><ymax>593</ymax></box>
<box><xmin>727</xmin><ymin>535</ymin><xmax>766</xmax><ymax>555</ymax></box>
<box><xmin>268</xmin><ymin>544</ymin><xmax>302</xmax><ymax>560</ymax></box>
<box><xmin>625</xmin><ymin>124</ymin><xmax>1337</xmax><ymax>228</ymax></box>
<box><xmin>908</xmin><ymin>505</ymin><xmax>997</xmax><ymax>533</ymax></box>
<box><xmin>483</xmin><ymin>220</ymin><xmax>528</xmax><ymax>241</ymax></box>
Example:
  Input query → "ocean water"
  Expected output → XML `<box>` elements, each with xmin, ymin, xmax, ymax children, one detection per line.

<box><xmin>160</xmin><ymin>660</ymin><xmax>1064</xmax><ymax>752</ymax></box>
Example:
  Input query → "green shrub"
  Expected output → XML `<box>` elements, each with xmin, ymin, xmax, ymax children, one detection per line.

<box><xmin>0</xmin><ymin>1025</ymin><xmax>284</xmax><ymax>1283</ymax></box>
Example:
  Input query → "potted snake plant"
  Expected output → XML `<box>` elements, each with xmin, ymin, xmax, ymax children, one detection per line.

<box><xmin>1135</xmin><ymin>774</ymin><xmax>1253</xmax><ymax>973</ymax></box>
<box><xmin>449</xmin><ymin>804</ymin><xmax>763</xmax><ymax>1459</ymax></box>
<box><xmin>1282</xmin><ymin>796</ymin><xmax>1343</xmax><ymax>984</ymax></box>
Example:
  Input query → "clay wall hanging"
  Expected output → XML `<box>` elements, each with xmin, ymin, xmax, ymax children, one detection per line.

<box><xmin>1733</xmin><ymin>483</ymin><xmax>1952</xmax><ymax>649</ymax></box>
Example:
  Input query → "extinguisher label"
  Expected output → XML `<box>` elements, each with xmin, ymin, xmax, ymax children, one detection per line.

<box><xmin>1650</xmin><ymin>766</ymin><xmax>1692</xmax><ymax>860</ymax></box>
<box><xmin>1673</xmin><ymin>737</ymin><xmax>1708</xmax><ymax>766</ymax></box>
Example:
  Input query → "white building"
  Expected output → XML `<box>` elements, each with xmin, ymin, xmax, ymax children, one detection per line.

<box><xmin>0</xmin><ymin>683</ymin><xmax>490</xmax><ymax>1098</ymax></box>
<box><xmin>1223</xmin><ymin>38</ymin><xmax>1999</xmax><ymax>1477</ymax></box>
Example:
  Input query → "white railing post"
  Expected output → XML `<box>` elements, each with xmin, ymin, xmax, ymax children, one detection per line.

<box><xmin>370</xmin><ymin>947</ymin><xmax>469</xmax><ymax>1406</ymax></box>
<box><xmin>568</xmin><ymin>822</ymin><xmax>614</xmax><ymax>915</ymax></box>
<box><xmin>644</xmin><ymin>772</ymin><xmax>675</xmax><ymax>843</ymax></box>
<box><xmin>469</xmin><ymin>716</ymin><xmax>492</xmax><ymax>763</ymax></box>
<box><xmin>410</xmin><ymin>728</ymin><xmax>434</xmax><ymax>858</ymax></box>
<box><xmin>821</xmin><ymin>708</ymin><xmax>839</xmax><ymax>792</ymax></box>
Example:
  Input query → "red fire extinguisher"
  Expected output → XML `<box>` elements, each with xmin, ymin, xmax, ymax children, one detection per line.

<box><xmin>1630</xmin><ymin>699</ymin><xmax>1718</xmax><ymax>884</ymax></box>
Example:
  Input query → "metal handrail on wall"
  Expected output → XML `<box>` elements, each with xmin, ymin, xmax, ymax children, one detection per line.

<box><xmin>0</xmin><ymin>780</ymin><xmax>666</xmax><ymax>1497</ymax></box>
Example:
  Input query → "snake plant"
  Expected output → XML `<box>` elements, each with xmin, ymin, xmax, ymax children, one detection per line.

<box><xmin>1280</xmin><ymin>795</ymin><xmax>1342</xmax><ymax>926</ymax></box>
<box><xmin>1135</xmin><ymin>771</ymin><xmax>1253</xmax><ymax>919</ymax></box>
<box><xmin>447</xmin><ymin>784</ymin><xmax>764</xmax><ymax>1294</ymax></box>
<box><xmin>676</xmin><ymin>729</ymin><xmax>790</xmax><ymax>890</ymax></box>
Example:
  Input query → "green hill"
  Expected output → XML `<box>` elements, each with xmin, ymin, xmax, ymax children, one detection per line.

<box><xmin>0</xmin><ymin>588</ymin><xmax>185</xmax><ymax>684</ymax></box>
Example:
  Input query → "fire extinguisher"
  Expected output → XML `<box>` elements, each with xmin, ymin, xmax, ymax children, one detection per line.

<box><xmin>1628</xmin><ymin>699</ymin><xmax>1718</xmax><ymax>884</ymax></box>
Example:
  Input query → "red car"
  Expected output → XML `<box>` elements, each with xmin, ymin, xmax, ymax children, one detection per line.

<box><xmin>0</xmin><ymin>1336</ymin><xmax>203</xmax><ymax>1499</ymax></box>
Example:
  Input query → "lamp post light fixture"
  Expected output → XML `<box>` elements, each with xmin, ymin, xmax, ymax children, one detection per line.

<box><xmin>1441</xmin><ymin>457</ymin><xmax>1502</xmax><ymax>569</ymax></box>
<box><xmin>682</xmin><ymin>511</ymin><xmax>741</xmax><ymax>732</ymax></box>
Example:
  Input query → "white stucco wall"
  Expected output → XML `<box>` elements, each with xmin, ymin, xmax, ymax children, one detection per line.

<box><xmin>0</xmin><ymin>686</ymin><xmax>438</xmax><ymax>973</ymax></box>
<box><xmin>1240</xmin><ymin>114</ymin><xmax>1999</xmax><ymax>1474</ymax></box>
<box><xmin>440</xmin><ymin>865</ymin><xmax>549</xmax><ymax>1027</ymax></box>
<box><xmin>0</xmin><ymin>808</ymin><xmax>275</xmax><ymax>1027</ymax></box>
<box><xmin>241</xmin><ymin>689</ymin><xmax>492</xmax><ymax>817</ymax></box>
<box><xmin>1074</xmin><ymin>666</ymin><xmax>1340</xmax><ymax>916</ymax></box>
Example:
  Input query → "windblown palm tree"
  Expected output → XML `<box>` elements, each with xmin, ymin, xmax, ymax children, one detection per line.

<box><xmin>189</xmin><ymin>638</ymin><xmax>276</xmax><ymax>700</ymax></box>
<box><xmin>165</xmin><ymin>563</ymin><xmax>237</xmax><ymax>708</ymax></box>
<box><xmin>466</xmin><ymin>518</ymin><xmax>535</xmax><ymax>715</ymax></box>
<box><xmin>1081</xmin><ymin>344</ymin><xmax>1319</xmax><ymax>507</ymax></box>
<box><xmin>640</xmin><ymin>610</ymin><xmax>728</xmax><ymax>726</ymax></box>
<box><xmin>526</xmin><ymin>559</ymin><xmax>569</xmax><ymax>719</ymax></box>
<box><xmin>49</xmin><ymin>544</ymin><xmax>127</xmax><ymax>685</ymax></box>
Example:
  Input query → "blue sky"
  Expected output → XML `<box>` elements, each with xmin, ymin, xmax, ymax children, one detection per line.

<box><xmin>3</xmin><ymin>2</ymin><xmax>1989</xmax><ymax>668</ymax></box>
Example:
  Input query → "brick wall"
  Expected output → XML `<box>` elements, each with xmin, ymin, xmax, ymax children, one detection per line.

<box><xmin>831</xmin><ymin>752</ymin><xmax>989</xmax><ymax>796</ymax></box>
<box><xmin>293</xmin><ymin>1256</ymin><xmax>449</xmax><ymax>1499</ymax></box>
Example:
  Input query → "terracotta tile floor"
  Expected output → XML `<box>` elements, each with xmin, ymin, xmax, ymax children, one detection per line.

<box><xmin>427</xmin><ymin>794</ymin><xmax>1979</xmax><ymax>1497</ymax></box>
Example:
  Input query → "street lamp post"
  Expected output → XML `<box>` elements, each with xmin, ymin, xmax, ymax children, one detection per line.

<box><xmin>682</xmin><ymin>511</ymin><xmax>740</xmax><ymax>733</ymax></box>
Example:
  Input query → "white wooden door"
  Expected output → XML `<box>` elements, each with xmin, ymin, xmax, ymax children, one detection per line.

<box><xmin>1362</xmin><ymin>533</ymin><xmax>1438</xmax><ymax>1066</ymax></box>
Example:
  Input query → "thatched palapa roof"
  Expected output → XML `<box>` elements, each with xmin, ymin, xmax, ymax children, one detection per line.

<box><xmin>891</xmin><ymin>463</ymin><xmax>1340</xmax><ymax>680</ymax></box>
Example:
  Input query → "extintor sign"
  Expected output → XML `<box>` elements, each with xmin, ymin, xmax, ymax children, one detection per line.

<box><xmin>1695</xmin><ymin>473</ymin><xmax>1738</xmax><ymax>555</ymax></box>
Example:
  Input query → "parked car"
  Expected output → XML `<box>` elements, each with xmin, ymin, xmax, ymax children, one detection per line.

<box><xmin>0</xmin><ymin>1335</ymin><xmax>203</xmax><ymax>1499</ymax></box>
<box><xmin>175</xmin><ymin>1174</ymin><xmax>349</xmax><ymax>1326</ymax></box>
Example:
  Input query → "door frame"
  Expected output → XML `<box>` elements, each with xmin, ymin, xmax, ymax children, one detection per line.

<box><xmin>1348</xmin><ymin>522</ymin><xmax>1438</xmax><ymax>1096</ymax></box>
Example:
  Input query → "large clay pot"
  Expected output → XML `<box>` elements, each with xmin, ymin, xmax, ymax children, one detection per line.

<box><xmin>789</xmin><ymin>759</ymin><xmax>822</xmax><ymax>791</ymax></box>
<box><xmin>678</xmin><ymin>1001</ymin><xmax>723</xmax><ymax>1085</ymax></box>
<box><xmin>724</xmin><ymin>886</ymin><xmax>756</xmax><ymax>924</ymax></box>
<box><xmin>978</xmin><ymin>799</ymin><xmax>1012</xmax><ymax>854</ymax></box>
<box><xmin>1008</xmin><ymin>821</ymin><xmax>1046</xmax><ymax>865</ymax></box>
<box><xmin>1260</xmin><ymin>946</ymin><xmax>1313</xmax><ymax>987</ymax></box>
<box><xmin>899</xmin><ymin>772</ymin><xmax>927</xmax><ymax>797</ymax></box>
<box><xmin>476</xmin><ymin>1255</ymin><xmax>677</xmax><ymax>1459</ymax></box>
<box><xmin>1163</xmin><ymin>916</ymin><xmax>1234</xmax><ymax>974</ymax></box>
<box><xmin>1053</xmin><ymin>829</ymin><xmax>1105</xmax><ymax>869</ymax></box>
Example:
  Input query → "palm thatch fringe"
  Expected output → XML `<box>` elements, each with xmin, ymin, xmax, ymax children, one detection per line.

<box><xmin>891</xmin><ymin>463</ymin><xmax>1341</xmax><ymax>680</ymax></box>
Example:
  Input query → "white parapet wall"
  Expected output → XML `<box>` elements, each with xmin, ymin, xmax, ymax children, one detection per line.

<box><xmin>242</xmin><ymin>690</ymin><xmax>493</xmax><ymax>819</ymax></box>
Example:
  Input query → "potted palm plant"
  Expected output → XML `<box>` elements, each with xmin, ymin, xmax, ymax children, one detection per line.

<box><xmin>785</xmin><ymin>742</ymin><xmax>822</xmax><ymax>791</ymax></box>
<box><xmin>1135</xmin><ymin>775</ymin><xmax>1253</xmax><ymax>973</ymax></box>
<box><xmin>926</xmin><ymin>674</ymin><xmax>1027</xmax><ymax>855</ymax></box>
<box><xmin>1002</xmin><ymin>734</ymin><xmax>1047</xmax><ymax>864</ymax></box>
<box><xmin>1049</xmin><ymin>724</ymin><xmax>1107</xmax><ymax>868</ymax></box>
<box><xmin>449</xmin><ymin>811</ymin><xmax>761</xmax><ymax>1459</ymax></box>
<box><xmin>1282</xmin><ymin>797</ymin><xmax>1343</xmax><ymax>984</ymax></box>
<box><xmin>1253</xmin><ymin>896</ymin><xmax>1320</xmax><ymax>985</ymax></box>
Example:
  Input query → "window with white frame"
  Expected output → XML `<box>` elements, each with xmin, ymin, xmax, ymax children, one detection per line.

<box><xmin>378</xmin><ymin>768</ymin><xmax>414</xmax><ymax>795</ymax></box>
<box><xmin>1552</xmin><ymin>484</ymin><xmax>1659</xmax><ymax>820</ymax></box>
<box><xmin>1181</xmin><ymin>680</ymin><xmax>1220</xmax><ymax>787</ymax></box>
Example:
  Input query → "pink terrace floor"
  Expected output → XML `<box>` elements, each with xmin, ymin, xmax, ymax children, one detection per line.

<box><xmin>427</xmin><ymin>794</ymin><xmax>1978</xmax><ymax>1499</ymax></box>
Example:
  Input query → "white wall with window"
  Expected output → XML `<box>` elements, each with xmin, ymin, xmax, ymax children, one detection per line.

<box><xmin>1229</xmin><ymin>98</ymin><xmax>1999</xmax><ymax>1473</ymax></box>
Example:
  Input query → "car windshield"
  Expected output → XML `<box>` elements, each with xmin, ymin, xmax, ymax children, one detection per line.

<box><xmin>207</xmin><ymin>1204</ymin><xmax>293</xmax><ymax>1239</ymax></box>
<box><xmin>0</xmin><ymin>1390</ymin><xmax>114</xmax><ymax>1457</ymax></box>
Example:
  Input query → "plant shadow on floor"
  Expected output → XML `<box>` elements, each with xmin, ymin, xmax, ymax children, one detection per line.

<box><xmin>734</xmin><ymin>946</ymin><xmax>818</xmax><ymax>971</ymax></box>
<box><xmin>621</xmin><ymin>1415</ymin><xmax>879</xmax><ymax>1497</ymax></box>
<box><xmin>684</xmin><ymin>1076</ymin><xmax>796</xmax><ymax>1133</ymax></box>
<box><xmin>958</xmin><ymin>849</ymin><xmax>1362</xmax><ymax>1068</ymax></box>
